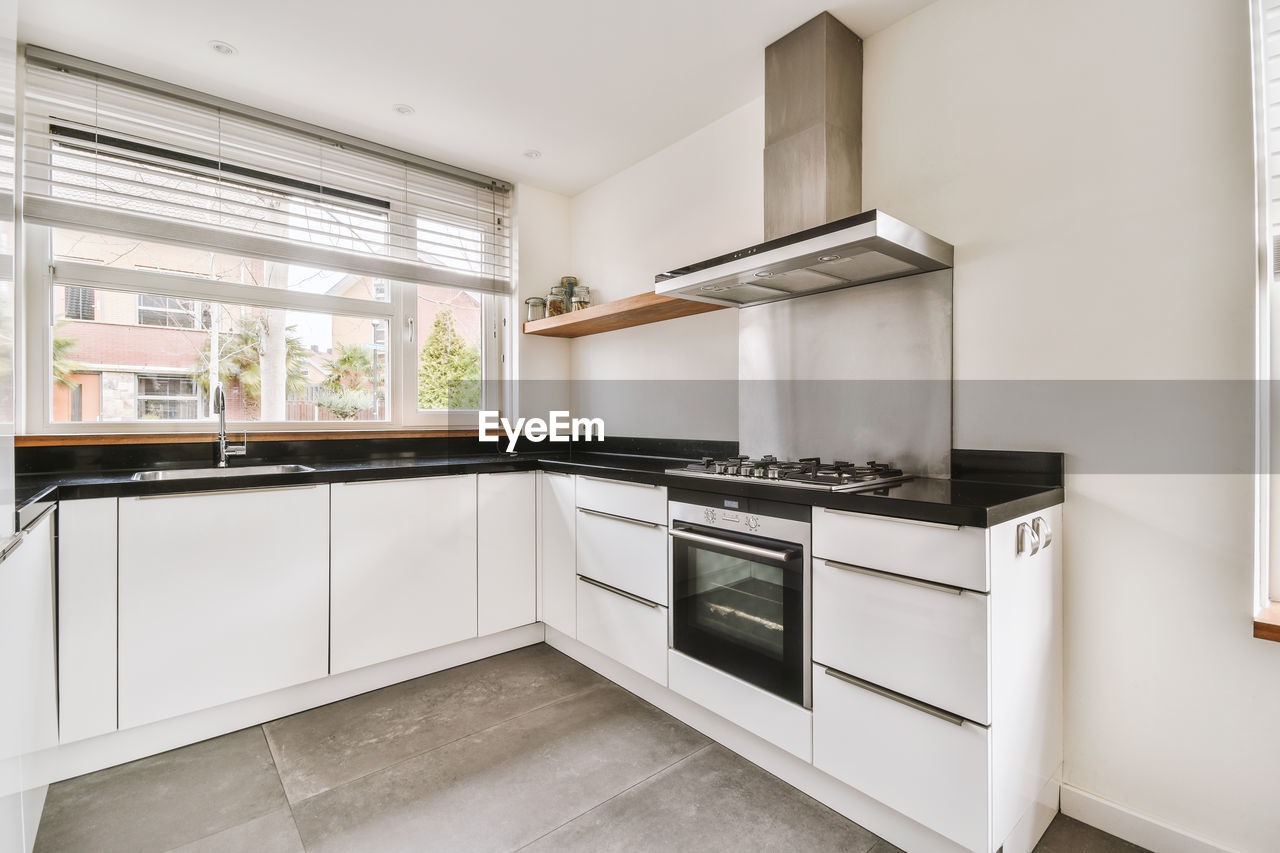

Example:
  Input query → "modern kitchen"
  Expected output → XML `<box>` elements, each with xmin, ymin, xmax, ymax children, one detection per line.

<box><xmin>0</xmin><ymin>1</ymin><xmax>1276</xmax><ymax>853</ymax></box>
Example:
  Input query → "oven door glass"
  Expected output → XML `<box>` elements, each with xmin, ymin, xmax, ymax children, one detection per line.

<box><xmin>671</xmin><ymin>524</ymin><xmax>805</xmax><ymax>705</ymax></box>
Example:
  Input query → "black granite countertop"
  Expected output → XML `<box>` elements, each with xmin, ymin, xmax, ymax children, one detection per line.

<box><xmin>18</xmin><ymin>446</ymin><xmax>1063</xmax><ymax>528</ymax></box>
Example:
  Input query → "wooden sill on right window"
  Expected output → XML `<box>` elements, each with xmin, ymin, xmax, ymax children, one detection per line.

<box><xmin>1255</xmin><ymin>602</ymin><xmax>1280</xmax><ymax>643</ymax></box>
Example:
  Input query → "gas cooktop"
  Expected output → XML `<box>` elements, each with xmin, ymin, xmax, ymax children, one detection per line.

<box><xmin>665</xmin><ymin>455</ymin><xmax>913</xmax><ymax>493</ymax></box>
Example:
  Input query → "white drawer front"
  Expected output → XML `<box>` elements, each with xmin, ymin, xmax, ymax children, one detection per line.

<box><xmin>577</xmin><ymin>578</ymin><xmax>668</xmax><ymax>685</ymax></box>
<box><xmin>814</xmin><ymin>560</ymin><xmax>990</xmax><ymax>724</ymax></box>
<box><xmin>576</xmin><ymin>507</ymin><xmax>667</xmax><ymax>605</ymax></box>
<box><xmin>576</xmin><ymin>476</ymin><xmax>667</xmax><ymax>526</ymax></box>
<box><xmin>813</xmin><ymin>507</ymin><xmax>989</xmax><ymax>592</ymax></box>
<box><xmin>813</xmin><ymin>664</ymin><xmax>990</xmax><ymax>852</ymax></box>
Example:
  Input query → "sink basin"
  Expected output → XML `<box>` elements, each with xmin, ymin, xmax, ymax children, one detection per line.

<box><xmin>131</xmin><ymin>464</ymin><xmax>316</xmax><ymax>482</ymax></box>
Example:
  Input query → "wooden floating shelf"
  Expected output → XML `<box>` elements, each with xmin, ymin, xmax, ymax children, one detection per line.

<box><xmin>522</xmin><ymin>291</ymin><xmax>725</xmax><ymax>338</ymax></box>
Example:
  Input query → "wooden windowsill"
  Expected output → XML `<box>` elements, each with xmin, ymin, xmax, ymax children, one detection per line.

<box><xmin>1254</xmin><ymin>602</ymin><xmax>1280</xmax><ymax>643</ymax></box>
<box><xmin>16</xmin><ymin>429</ymin><xmax>481</xmax><ymax>447</ymax></box>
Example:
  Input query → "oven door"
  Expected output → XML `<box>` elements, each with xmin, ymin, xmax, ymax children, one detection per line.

<box><xmin>669</xmin><ymin>523</ymin><xmax>809</xmax><ymax>707</ymax></box>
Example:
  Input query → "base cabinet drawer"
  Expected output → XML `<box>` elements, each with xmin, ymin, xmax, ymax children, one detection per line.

<box><xmin>576</xmin><ymin>507</ymin><xmax>667</xmax><ymax>605</ymax></box>
<box><xmin>813</xmin><ymin>664</ymin><xmax>989</xmax><ymax>852</ymax></box>
<box><xmin>577</xmin><ymin>577</ymin><xmax>667</xmax><ymax>685</ymax></box>
<box><xmin>814</xmin><ymin>560</ymin><xmax>990</xmax><ymax>723</ymax></box>
<box><xmin>576</xmin><ymin>476</ymin><xmax>667</xmax><ymax>526</ymax></box>
<box><xmin>813</xmin><ymin>508</ymin><xmax>989</xmax><ymax>592</ymax></box>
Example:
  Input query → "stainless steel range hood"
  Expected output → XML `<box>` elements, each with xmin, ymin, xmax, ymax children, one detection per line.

<box><xmin>654</xmin><ymin>209</ymin><xmax>953</xmax><ymax>308</ymax></box>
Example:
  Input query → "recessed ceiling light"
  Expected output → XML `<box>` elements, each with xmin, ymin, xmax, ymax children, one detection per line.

<box><xmin>208</xmin><ymin>40</ymin><xmax>238</xmax><ymax>56</ymax></box>
<box><xmin>754</xmin><ymin>271</ymin><xmax>773</xmax><ymax>278</ymax></box>
<box><xmin>523</xmin><ymin>150</ymin><xmax>542</xmax><ymax>160</ymax></box>
<box><xmin>393</xmin><ymin>103</ymin><xmax>415</xmax><ymax>116</ymax></box>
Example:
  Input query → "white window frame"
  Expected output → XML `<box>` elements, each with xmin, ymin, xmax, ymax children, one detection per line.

<box><xmin>22</xmin><ymin>224</ymin><xmax>507</xmax><ymax>434</ymax></box>
<box><xmin>1254</xmin><ymin>0</ymin><xmax>1277</xmax><ymax>606</ymax></box>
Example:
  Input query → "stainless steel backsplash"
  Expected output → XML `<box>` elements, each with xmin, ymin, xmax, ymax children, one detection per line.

<box><xmin>737</xmin><ymin>269</ymin><xmax>953</xmax><ymax>477</ymax></box>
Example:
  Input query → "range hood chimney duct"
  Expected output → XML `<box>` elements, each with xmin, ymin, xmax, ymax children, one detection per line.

<box><xmin>764</xmin><ymin>12</ymin><xmax>863</xmax><ymax>240</ymax></box>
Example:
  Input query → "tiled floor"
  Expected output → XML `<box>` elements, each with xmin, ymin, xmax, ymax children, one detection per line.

<box><xmin>35</xmin><ymin>644</ymin><xmax>1147</xmax><ymax>853</ymax></box>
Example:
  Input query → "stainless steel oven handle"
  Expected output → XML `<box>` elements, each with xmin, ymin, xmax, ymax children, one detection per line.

<box><xmin>577</xmin><ymin>507</ymin><xmax>659</xmax><ymax>528</ymax></box>
<box><xmin>669</xmin><ymin>527</ymin><xmax>794</xmax><ymax>562</ymax></box>
<box><xmin>823</xmin><ymin>667</ymin><xmax>967</xmax><ymax>727</ymax></box>
<box><xmin>578</xmin><ymin>575</ymin><xmax>660</xmax><ymax>608</ymax></box>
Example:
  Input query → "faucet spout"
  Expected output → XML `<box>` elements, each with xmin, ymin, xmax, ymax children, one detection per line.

<box><xmin>212</xmin><ymin>383</ymin><xmax>246</xmax><ymax>467</ymax></box>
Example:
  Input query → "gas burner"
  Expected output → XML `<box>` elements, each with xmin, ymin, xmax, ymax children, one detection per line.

<box><xmin>669</xmin><ymin>455</ymin><xmax>913</xmax><ymax>493</ymax></box>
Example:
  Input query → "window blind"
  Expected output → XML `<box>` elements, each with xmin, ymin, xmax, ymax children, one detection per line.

<box><xmin>1264</xmin><ymin>1</ymin><xmax>1280</xmax><ymax>275</ymax></box>
<box><xmin>22</xmin><ymin>46</ymin><xmax>512</xmax><ymax>293</ymax></box>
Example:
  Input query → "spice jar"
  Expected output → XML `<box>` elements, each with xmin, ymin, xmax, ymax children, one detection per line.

<box><xmin>546</xmin><ymin>284</ymin><xmax>569</xmax><ymax>316</ymax></box>
<box><xmin>573</xmin><ymin>284</ymin><xmax>591</xmax><ymax>308</ymax></box>
<box><xmin>571</xmin><ymin>295</ymin><xmax>589</xmax><ymax>312</ymax></box>
<box><xmin>524</xmin><ymin>297</ymin><xmax>546</xmax><ymax>322</ymax></box>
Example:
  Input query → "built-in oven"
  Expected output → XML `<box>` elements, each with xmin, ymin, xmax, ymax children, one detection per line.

<box><xmin>668</xmin><ymin>489</ymin><xmax>812</xmax><ymax>708</ymax></box>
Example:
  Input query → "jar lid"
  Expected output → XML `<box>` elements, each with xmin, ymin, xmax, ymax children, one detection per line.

<box><xmin>525</xmin><ymin>296</ymin><xmax>545</xmax><ymax>305</ymax></box>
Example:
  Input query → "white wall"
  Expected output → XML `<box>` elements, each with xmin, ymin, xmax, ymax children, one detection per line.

<box><xmin>555</xmin><ymin>0</ymin><xmax>1279</xmax><ymax>850</ymax></box>
<box><xmin>512</xmin><ymin>183</ymin><xmax>573</xmax><ymax>419</ymax></box>
<box><xmin>864</xmin><ymin>2</ymin><xmax>1276</xmax><ymax>850</ymax></box>
<box><xmin>568</xmin><ymin>99</ymin><xmax>759</xmax><ymax>386</ymax></box>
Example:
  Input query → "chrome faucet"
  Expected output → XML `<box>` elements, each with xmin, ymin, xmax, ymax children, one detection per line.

<box><xmin>212</xmin><ymin>383</ymin><xmax>247</xmax><ymax>467</ymax></box>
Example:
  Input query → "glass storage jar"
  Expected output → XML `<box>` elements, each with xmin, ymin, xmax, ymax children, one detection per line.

<box><xmin>546</xmin><ymin>284</ymin><xmax>569</xmax><ymax>316</ymax></box>
<box><xmin>525</xmin><ymin>297</ymin><xmax>546</xmax><ymax>322</ymax></box>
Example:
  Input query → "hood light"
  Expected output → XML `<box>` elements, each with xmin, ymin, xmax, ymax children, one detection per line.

<box><xmin>818</xmin><ymin>254</ymin><xmax>840</xmax><ymax>262</ymax></box>
<box><xmin>754</xmin><ymin>271</ymin><xmax>773</xmax><ymax>278</ymax></box>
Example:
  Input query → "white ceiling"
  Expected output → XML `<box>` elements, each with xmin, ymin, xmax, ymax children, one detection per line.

<box><xmin>18</xmin><ymin>0</ymin><xmax>935</xmax><ymax>196</ymax></box>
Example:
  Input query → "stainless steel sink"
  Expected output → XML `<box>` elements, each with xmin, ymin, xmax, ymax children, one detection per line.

<box><xmin>131</xmin><ymin>464</ymin><xmax>316</xmax><ymax>482</ymax></box>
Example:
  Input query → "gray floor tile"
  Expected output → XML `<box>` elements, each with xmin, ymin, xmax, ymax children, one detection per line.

<box><xmin>291</xmin><ymin>682</ymin><xmax>710</xmax><ymax>853</ymax></box>
<box><xmin>168</xmin><ymin>808</ymin><xmax>304</xmax><ymax>853</ymax></box>
<box><xmin>1033</xmin><ymin>814</ymin><xmax>1150</xmax><ymax>853</ymax></box>
<box><xmin>264</xmin><ymin>644</ymin><xmax>606</xmax><ymax>802</ymax></box>
<box><xmin>866</xmin><ymin>840</ymin><xmax>906</xmax><ymax>853</ymax></box>
<box><xmin>34</xmin><ymin>727</ymin><xmax>287</xmax><ymax>853</ymax></box>
<box><xmin>522</xmin><ymin>743</ymin><xmax>879</xmax><ymax>853</ymax></box>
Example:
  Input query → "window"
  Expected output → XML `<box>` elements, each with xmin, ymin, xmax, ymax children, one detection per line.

<box><xmin>64</xmin><ymin>285</ymin><xmax>94</xmax><ymax>320</ymax></box>
<box><xmin>22</xmin><ymin>46</ymin><xmax>511</xmax><ymax>432</ymax></box>
<box><xmin>137</xmin><ymin>294</ymin><xmax>199</xmax><ymax>329</ymax></box>
<box><xmin>136</xmin><ymin>374</ymin><xmax>198</xmax><ymax>420</ymax></box>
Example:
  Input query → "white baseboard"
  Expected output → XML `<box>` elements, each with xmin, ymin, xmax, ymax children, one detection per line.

<box><xmin>26</xmin><ymin>623</ymin><xmax>544</xmax><ymax>789</ymax></box>
<box><xmin>1060</xmin><ymin>785</ymin><xmax>1238</xmax><ymax>853</ymax></box>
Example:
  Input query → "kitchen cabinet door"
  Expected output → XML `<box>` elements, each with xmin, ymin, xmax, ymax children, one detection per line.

<box><xmin>118</xmin><ymin>486</ymin><xmax>330</xmax><ymax>729</ymax></box>
<box><xmin>331</xmin><ymin>475</ymin><xmax>478</xmax><ymax>673</ymax></box>
<box><xmin>575</xmin><ymin>507</ymin><xmax>667</xmax><ymax>606</ymax></box>
<box><xmin>478</xmin><ymin>472</ymin><xmax>537</xmax><ymax>635</ymax></box>
<box><xmin>539</xmin><ymin>472</ymin><xmax>576</xmax><ymax>637</ymax></box>
<box><xmin>0</xmin><ymin>513</ymin><xmax>58</xmax><ymax>761</ymax></box>
<box><xmin>58</xmin><ymin>498</ymin><xmax>119</xmax><ymax>743</ymax></box>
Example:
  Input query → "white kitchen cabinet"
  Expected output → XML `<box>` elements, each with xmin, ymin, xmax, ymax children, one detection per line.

<box><xmin>331</xmin><ymin>475</ymin><xmax>478</xmax><ymax>673</ymax></box>
<box><xmin>575</xmin><ymin>506</ymin><xmax>667</xmax><ymax>606</ymax></box>
<box><xmin>813</xmin><ymin>558</ymin><xmax>990</xmax><ymax>723</ymax></box>
<box><xmin>576</xmin><ymin>576</ymin><xmax>667</xmax><ymax>685</ymax></box>
<box><xmin>812</xmin><ymin>506</ymin><xmax>1062</xmax><ymax>853</ymax></box>
<box><xmin>118</xmin><ymin>486</ymin><xmax>330</xmax><ymax>729</ymax></box>
<box><xmin>478</xmin><ymin>471</ymin><xmax>537</xmax><ymax>635</ymax></box>
<box><xmin>813</xmin><ymin>662</ymin><xmax>990</xmax><ymax>852</ymax></box>
<box><xmin>538</xmin><ymin>472</ymin><xmax>576</xmax><ymax>637</ymax></box>
<box><xmin>813</xmin><ymin>506</ymin><xmax>989</xmax><ymax>591</ymax></box>
<box><xmin>575</xmin><ymin>475</ymin><xmax>666</xmax><ymax>525</ymax></box>
<box><xmin>0</xmin><ymin>512</ymin><xmax>58</xmax><ymax>761</ymax></box>
<box><xmin>57</xmin><ymin>498</ymin><xmax>119</xmax><ymax>743</ymax></box>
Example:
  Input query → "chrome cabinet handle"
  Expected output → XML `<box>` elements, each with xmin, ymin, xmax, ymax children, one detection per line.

<box><xmin>822</xmin><ymin>559</ymin><xmax>965</xmax><ymax>596</ymax></box>
<box><xmin>580</xmin><ymin>475</ymin><xmax>660</xmax><ymax>489</ymax></box>
<box><xmin>135</xmin><ymin>484</ymin><xmax>321</xmax><ymax>500</ymax></box>
<box><xmin>578</xmin><ymin>575</ymin><xmax>660</xmax><ymax>608</ymax></box>
<box><xmin>823</xmin><ymin>667</ymin><xmax>967</xmax><ymax>727</ymax></box>
<box><xmin>577</xmin><ymin>507</ymin><xmax>659</xmax><ymax>528</ymax></box>
<box><xmin>1017</xmin><ymin>521</ymin><xmax>1041</xmax><ymax>556</ymax></box>
<box><xmin>1032</xmin><ymin>516</ymin><xmax>1053</xmax><ymax>550</ymax></box>
<box><xmin>669</xmin><ymin>527</ymin><xmax>794</xmax><ymax>562</ymax></box>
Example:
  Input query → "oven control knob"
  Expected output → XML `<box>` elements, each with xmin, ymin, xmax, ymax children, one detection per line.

<box><xmin>746</xmin><ymin>515</ymin><xmax>760</xmax><ymax>531</ymax></box>
<box><xmin>704</xmin><ymin>508</ymin><xmax>716</xmax><ymax>523</ymax></box>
